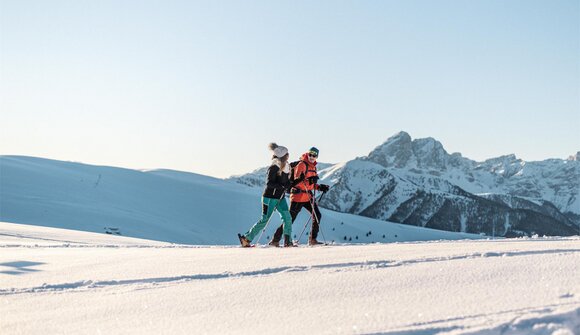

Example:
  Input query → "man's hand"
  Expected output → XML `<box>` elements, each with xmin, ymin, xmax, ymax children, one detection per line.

<box><xmin>307</xmin><ymin>175</ymin><xmax>319</xmax><ymax>184</ymax></box>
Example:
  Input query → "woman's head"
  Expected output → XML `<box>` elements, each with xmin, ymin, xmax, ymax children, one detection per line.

<box><xmin>269</xmin><ymin>143</ymin><xmax>290</xmax><ymax>174</ymax></box>
<box><xmin>269</xmin><ymin>142</ymin><xmax>289</xmax><ymax>159</ymax></box>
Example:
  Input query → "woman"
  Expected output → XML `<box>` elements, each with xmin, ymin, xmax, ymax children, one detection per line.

<box><xmin>238</xmin><ymin>143</ymin><xmax>303</xmax><ymax>247</ymax></box>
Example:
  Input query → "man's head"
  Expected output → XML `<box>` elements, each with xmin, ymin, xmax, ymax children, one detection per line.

<box><xmin>308</xmin><ymin>147</ymin><xmax>319</xmax><ymax>163</ymax></box>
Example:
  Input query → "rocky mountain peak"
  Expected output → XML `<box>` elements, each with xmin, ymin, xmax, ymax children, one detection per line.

<box><xmin>366</xmin><ymin>131</ymin><xmax>414</xmax><ymax>168</ymax></box>
<box><xmin>411</xmin><ymin>137</ymin><xmax>449</xmax><ymax>169</ymax></box>
<box><xmin>366</xmin><ymin>131</ymin><xmax>452</xmax><ymax>170</ymax></box>
<box><xmin>481</xmin><ymin>154</ymin><xmax>520</xmax><ymax>165</ymax></box>
<box><xmin>389</xmin><ymin>131</ymin><xmax>413</xmax><ymax>142</ymax></box>
<box><xmin>568</xmin><ymin>152</ymin><xmax>580</xmax><ymax>161</ymax></box>
<box><xmin>478</xmin><ymin>154</ymin><xmax>524</xmax><ymax>178</ymax></box>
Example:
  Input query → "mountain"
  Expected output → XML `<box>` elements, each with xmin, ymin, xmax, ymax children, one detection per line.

<box><xmin>232</xmin><ymin>132</ymin><xmax>579</xmax><ymax>237</ymax></box>
<box><xmin>323</xmin><ymin>132</ymin><xmax>579</xmax><ymax>237</ymax></box>
<box><xmin>0</xmin><ymin>155</ymin><xmax>483</xmax><ymax>245</ymax></box>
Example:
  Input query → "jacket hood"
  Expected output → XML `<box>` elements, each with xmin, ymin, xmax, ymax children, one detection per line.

<box><xmin>272</xmin><ymin>158</ymin><xmax>290</xmax><ymax>174</ymax></box>
<box><xmin>300</xmin><ymin>153</ymin><xmax>318</xmax><ymax>167</ymax></box>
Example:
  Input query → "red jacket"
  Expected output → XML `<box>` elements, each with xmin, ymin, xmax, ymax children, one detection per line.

<box><xmin>290</xmin><ymin>153</ymin><xmax>320</xmax><ymax>203</ymax></box>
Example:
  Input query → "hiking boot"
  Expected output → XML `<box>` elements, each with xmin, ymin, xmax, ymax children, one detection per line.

<box><xmin>268</xmin><ymin>239</ymin><xmax>280</xmax><ymax>247</ymax></box>
<box><xmin>308</xmin><ymin>238</ymin><xmax>324</xmax><ymax>246</ymax></box>
<box><xmin>283</xmin><ymin>235</ymin><xmax>296</xmax><ymax>247</ymax></box>
<box><xmin>238</xmin><ymin>233</ymin><xmax>251</xmax><ymax>247</ymax></box>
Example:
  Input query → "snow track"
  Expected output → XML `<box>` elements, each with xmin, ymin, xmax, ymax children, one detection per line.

<box><xmin>3</xmin><ymin>248</ymin><xmax>579</xmax><ymax>297</ymax></box>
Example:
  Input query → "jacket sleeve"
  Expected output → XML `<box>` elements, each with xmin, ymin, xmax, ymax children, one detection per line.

<box><xmin>289</xmin><ymin>178</ymin><xmax>302</xmax><ymax>188</ymax></box>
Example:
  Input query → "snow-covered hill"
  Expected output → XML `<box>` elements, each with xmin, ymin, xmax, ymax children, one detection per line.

<box><xmin>1</xmin><ymin>222</ymin><xmax>579</xmax><ymax>334</ymax></box>
<box><xmin>0</xmin><ymin>156</ymin><xmax>483</xmax><ymax>245</ymax></box>
<box><xmin>233</xmin><ymin>132</ymin><xmax>579</xmax><ymax>237</ymax></box>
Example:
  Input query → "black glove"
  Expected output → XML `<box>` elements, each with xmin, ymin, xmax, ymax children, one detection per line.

<box><xmin>295</xmin><ymin>172</ymin><xmax>305</xmax><ymax>182</ymax></box>
<box><xmin>307</xmin><ymin>175</ymin><xmax>319</xmax><ymax>184</ymax></box>
<box><xmin>318</xmin><ymin>184</ymin><xmax>329</xmax><ymax>193</ymax></box>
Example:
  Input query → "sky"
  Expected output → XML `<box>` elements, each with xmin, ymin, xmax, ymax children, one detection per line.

<box><xmin>1</xmin><ymin>0</ymin><xmax>578</xmax><ymax>178</ymax></box>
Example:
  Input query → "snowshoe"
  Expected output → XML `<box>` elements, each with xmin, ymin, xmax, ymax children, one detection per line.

<box><xmin>308</xmin><ymin>238</ymin><xmax>324</xmax><ymax>246</ymax></box>
<box><xmin>238</xmin><ymin>233</ymin><xmax>252</xmax><ymax>248</ymax></box>
<box><xmin>283</xmin><ymin>235</ymin><xmax>296</xmax><ymax>248</ymax></box>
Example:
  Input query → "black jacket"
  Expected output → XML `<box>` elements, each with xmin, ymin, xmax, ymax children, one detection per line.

<box><xmin>262</xmin><ymin>164</ymin><xmax>290</xmax><ymax>199</ymax></box>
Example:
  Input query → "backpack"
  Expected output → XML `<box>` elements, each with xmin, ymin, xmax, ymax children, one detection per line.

<box><xmin>289</xmin><ymin>160</ymin><xmax>318</xmax><ymax>185</ymax></box>
<box><xmin>288</xmin><ymin>160</ymin><xmax>302</xmax><ymax>184</ymax></box>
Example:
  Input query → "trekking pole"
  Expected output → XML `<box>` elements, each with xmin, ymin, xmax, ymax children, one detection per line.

<box><xmin>309</xmin><ymin>190</ymin><xmax>327</xmax><ymax>244</ymax></box>
<box><xmin>296</xmin><ymin>192</ymin><xmax>326</xmax><ymax>243</ymax></box>
<box><xmin>255</xmin><ymin>193</ymin><xmax>284</xmax><ymax>246</ymax></box>
<box><xmin>297</xmin><ymin>213</ymin><xmax>313</xmax><ymax>243</ymax></box>
<box><xmin>294</xmin><ymin>177</ymin><xmax>316</xmax><ymax>243</ymax></box>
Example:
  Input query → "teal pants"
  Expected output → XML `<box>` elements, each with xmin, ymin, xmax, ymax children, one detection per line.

<box><xmin>245</xmin><ymin>197</ymin><xmax>292</xmax><ymax>242</ymax></box>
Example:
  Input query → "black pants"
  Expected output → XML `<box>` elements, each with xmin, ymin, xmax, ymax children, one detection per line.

<box><xmin>272</xmin><ymin>201</ymin><xmax>322</xmax><ymax>242</ymax></box>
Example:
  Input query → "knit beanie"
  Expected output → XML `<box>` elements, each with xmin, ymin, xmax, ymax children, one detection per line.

<box><xmin>309</xmin><ymin>147</ymin><xmax>319</xmax><ymax>157</ymax></box>
<box><xmin>269</xmin><ymin>143</ymin><xmax>288</xmax><ymax>158</ymax></box>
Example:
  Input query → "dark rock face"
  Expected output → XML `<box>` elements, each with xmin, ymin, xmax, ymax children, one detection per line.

<box><xmin>332</xmin><ymin>180</ymin><xmax>578</xmax><ymax>237</ymax></box>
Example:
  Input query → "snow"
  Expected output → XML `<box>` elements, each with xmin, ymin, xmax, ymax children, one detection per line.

<box><xmin>1</xmin><ymin>222</ymin><xmax>579</xmax><ymax>334</ymax></box>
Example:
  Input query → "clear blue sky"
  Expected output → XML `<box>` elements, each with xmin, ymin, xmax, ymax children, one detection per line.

<box><xmin>1</xmin><ymin>0</ymin><xmax>578</xmax><ymax>178</ymax></box>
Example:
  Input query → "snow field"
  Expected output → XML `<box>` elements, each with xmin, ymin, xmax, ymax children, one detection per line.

<box><xmin>1</xmin><ymin>223</ymin><xmax>579</xmax><ymax>334</ymax></box>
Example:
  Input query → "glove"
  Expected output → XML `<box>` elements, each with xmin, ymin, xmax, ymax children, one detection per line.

<box><xmin>307</xmin><ymin>175</ymin><xmax>319</xmax><ymax>184</ymax></box>
<box><xmin>318</xmin><ymin>184</ymin><xmax>329</xmax><ymax>193</ymax></box>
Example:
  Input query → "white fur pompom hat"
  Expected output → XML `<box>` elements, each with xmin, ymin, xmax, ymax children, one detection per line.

<box><xmin>269</xmin><ymin>143</ymin><xmax>288</xmax><ymax>158</ymax></box>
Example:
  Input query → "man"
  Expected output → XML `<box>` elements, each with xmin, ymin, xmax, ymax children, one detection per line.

<box><xmin>269</xmin><ymin>147</ymin><xmax>330</xmax><ymax>246</ymax></box>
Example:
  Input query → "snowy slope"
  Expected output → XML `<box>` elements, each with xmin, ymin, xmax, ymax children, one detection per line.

<box><xmin>1</xmin><ymin>222</ymin><xmax>579</xmax><ymax>335</ymax></box>
<box><xmin>0</xmin><ymin>156</ymin><xmax>483</xmax><ymax>245</ymax></box>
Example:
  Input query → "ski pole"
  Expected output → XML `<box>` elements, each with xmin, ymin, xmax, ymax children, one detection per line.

<box><xmin>296</xmin><ymin>192</ymin><xmax>326</xmax><ymax>243</ymax></box>
<box><xmin>297</xmin><ymin>212</ymin><xmax>312</xmax><ymax>243</ymax></box>
<box><xmin>308</xmin><ymin>189</ymin><xmax>327</xmax><ymax>244</ymax></box>
<box><xmin>295</xmin><ymin>178</ymin><xmax>315</xmax><ymax>243</ymax></box>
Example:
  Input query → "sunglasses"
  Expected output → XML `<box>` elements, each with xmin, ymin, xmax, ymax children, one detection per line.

<box><xmin>308</xmin><ymin>153</ymin><xmax>318</xmax><ymax>158</ymax></box>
